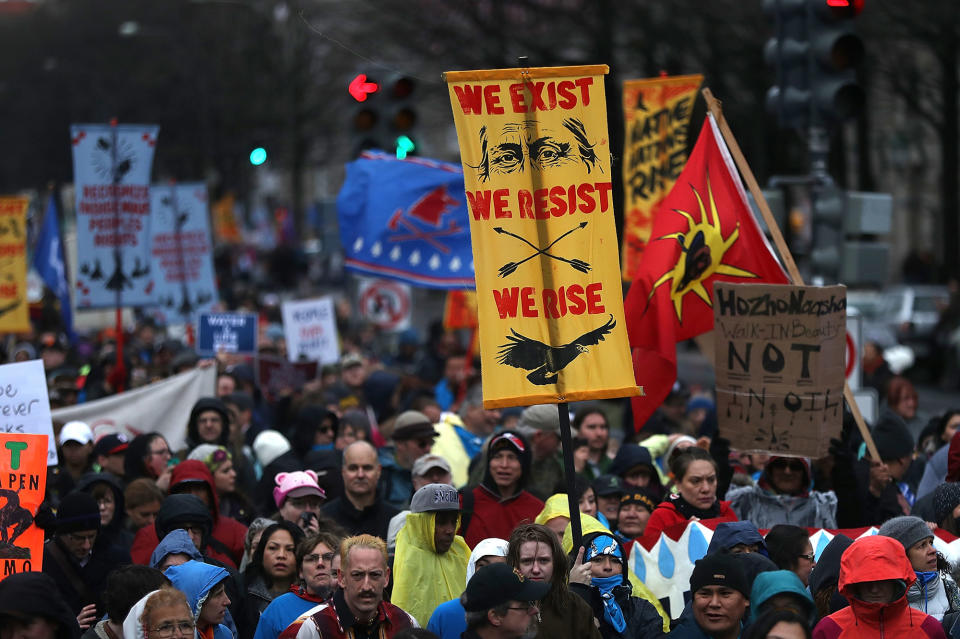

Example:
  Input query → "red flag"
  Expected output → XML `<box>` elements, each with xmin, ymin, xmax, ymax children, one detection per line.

<box><xmin>624</xmin><ymin>114</ymin><xmax>789</xmax><ymax>431</ymax></box>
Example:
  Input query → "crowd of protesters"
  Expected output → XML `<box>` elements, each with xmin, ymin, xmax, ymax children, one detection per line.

<box><xmin>7</xmin><ymin>311</ymin><xmax>960</xmax><ymax>639</ymax></box>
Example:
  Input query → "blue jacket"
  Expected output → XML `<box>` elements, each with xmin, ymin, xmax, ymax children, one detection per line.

<box><xmin>164</xmin><ymin>560</ymin><xmax>232</xmax><ymax>639</ymax></box>
<box><xmin>427</xmin><ymin>598</ymin><xmax>466</xmax><ymax>639</ymax></box>
<box><xmin>377</xmin><ymin>448</ymin><xmax>414</xmax><ymax>510</ymax></box>
<box><xmin>749</xmin><ymin>570</ymin><xmax>814</xmax><ymax>623</ymax></box>
<box><xmin>149</xmin><ymin>529</ymin><xmax>203</xmax><ymax>568</ymax></box>
<box><xmin>706</xmin><ymin>521</ymin><xmax>768</xmax><ymax>556</ymax></box>
<box><xmin>254</xmin><ymin>589</ymin><xmax>325</xmax><ymax>639</ymax></box>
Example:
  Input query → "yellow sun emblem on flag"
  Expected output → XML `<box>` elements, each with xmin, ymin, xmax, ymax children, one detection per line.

<box><xmin>648</xmin><ymin>172</ymin><xmax>758</xmax><ymax>321</ymax></box>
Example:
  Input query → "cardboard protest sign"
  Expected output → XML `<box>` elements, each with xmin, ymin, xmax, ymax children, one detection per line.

<box><xmin>258</xmin><ymin>355</ymin><xmax>318</xmax><ymax>402</ymax></box>
<box><xmin>71</xmin><ymin>123</ymin><xmax>159</xmax><ymax>309</ymax></box>
<box><xmin>620</xmin><ymin>74</ymin><xmax>702</xmax><ymax>281</ymax></box>
<box><xmin>197</xmin><ymin>313</ymin><xmax>257</xmax><ymax>357</ymax></box>
<box><xmin>713</xmin><ymin>282</ymin><xmax>846</xmax><ymax>458</ymax></box>
<box><xmin>445</xmin><ymin>65</ymin><xmax>639</xmax><ymax>408</ymax></box>
<box><xmin>0</xmin><ymin>197</ymin><xmax>29</xmax><ymax>332</ymax></box>
<box><xmin>0</xmin><ymin>433</ymin><xmax>48</xmax><ymax>580</ymax></box>
<box><xmin>0</xmin><ymin>360</ymin><xmax>56</xmax><ymax>465</ymax></box>
<box><xmin>149</xmin><ymin>183</ymin><xmax>219</xmax><ymax>323</ymax></box>
<box><xmin>281</xmin><ymin>297</ymin><xmax>339</xmax><ymax>364</ymax></box>
<box><xmin>52</xmin><ymin>367</ymin><xmax>215</xmax><ymax>454</ymax></box>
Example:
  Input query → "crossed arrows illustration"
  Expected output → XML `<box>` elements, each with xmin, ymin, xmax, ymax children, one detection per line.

<box><xmin>388</xmin><ymin>211</ymin><xmax>462</xmax><ymax>254</ymax></box>
<box><xmin>494</xmin><ymin>222</ymin><xmax>591</xmax><ymax>278</ymax></box>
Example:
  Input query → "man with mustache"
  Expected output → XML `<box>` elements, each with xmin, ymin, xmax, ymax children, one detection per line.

<box><xmin>279</xmin><ymin>535</ymin><xmax>416</xmax><ymax>639</ymax></box>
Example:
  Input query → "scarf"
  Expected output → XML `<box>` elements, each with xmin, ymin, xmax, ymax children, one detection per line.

<box><xmin>592</xmin><ymin>575</ymin><xmax>627</xmax><ymax>633</ymax></box>
<box><xmin>669</xmin><ymin>492</ymin><xmax>720</xmax><ymax>520</ymax></box>
<box><xmin>912</xmin><ymin>570</ymin><xmax>942</xmax><ymax>614</ymax></box>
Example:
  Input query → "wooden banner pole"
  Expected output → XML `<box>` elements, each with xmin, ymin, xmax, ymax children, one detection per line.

<box><xmin>700</xmin><ymin>88</ymin><xmax>880</xmax><ymax>462</ymax></box>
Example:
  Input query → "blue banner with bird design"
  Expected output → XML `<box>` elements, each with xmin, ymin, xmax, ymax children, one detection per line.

<box><xmin>445</xmin><ymin>65</ymin><xmax>640</xmax><ymax>408</ymax></box>
<box><xmin>71</xmin><ymin>123</ymin><xmax>159</xmax><ymax>308</ymax></box>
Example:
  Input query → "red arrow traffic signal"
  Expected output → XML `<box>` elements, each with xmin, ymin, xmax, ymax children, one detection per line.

<box><xmin>349</xmin><ymin>74</ymin><xmax>380</xmax><ymax>102</ymax></box>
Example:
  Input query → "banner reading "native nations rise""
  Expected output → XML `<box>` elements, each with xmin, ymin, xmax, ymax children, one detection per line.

<box><xmin>621</xmin><ymin>74</ymin><xmax>702</xmax><ymax>281</ymax></box>
<box><xmin>445</xmin><ymin>65</ymin><xmax>639</xmax><ymax>408</ymax></box>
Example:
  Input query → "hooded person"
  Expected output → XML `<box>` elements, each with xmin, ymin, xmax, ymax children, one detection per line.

<box><xmin>427</xmin><ymin>537</ymin><xmax>510</xmax><ymax>639</ymax></box>
<box><xmin>609</xmin><ymin>444</ymin><xmax>665</xmax><ymax>502</ymax></box>
<box><xmin>0</xmin><ymin>572</ymin><xmax>80</xmax><ymax>639</ymax></box>
<box><xmin>130</xmin><ymin>460</ymin><xmax>247</xmax><ymax>567</ymax></box>
<box><xmin>149</xmin><ymin>528</ymin><xmax>204</xmax><ymax>570</ymax></box>
<box><xmin>461</xmin><ymin>431</ymin><xmax>545</xmax><ymax>548</ymax></box>
<box><xmin>183</xmin><ymin>397</ymin><xmax>233</xmax><ymax>453</ymax></box>
<box><xmin>808</xmin><ymin>534</ymin><xmax>854</xmax><ymax>619</ymax></box>
<box><xmin>878</xmin><ymin>515</ymin><xmax>960</xmax><ymax>621</ymax></box>
<box><xmin>706</xmin><ymin>521</ymin><xmax>769</xmax><ymax>557</ymax></box>
<box><xmin>75</xmin><ymin>471</ymin><xmax>133</xmax><ymax>553</ymax></box>
<box><xmin>392</xmin><ymin>483</ymin><xmax>472</xmax><ymax>626</ymax></box>
<box><xmin>569</xmin><ymin>531</ymin><xmax>668</xmax><ymax>639</ymax></box>
<box><xmin>535</xmin><ymin>493</ymin><xmax>576</xmax><ymax>542</ymax></box>
<box><xmin>726</xmin><ymin>456</ymin><xmax>837</xmax><ymax>529</ymax></box>
<box><xmin>164</xmin><ymin>560</ymin><xmax>233</xmax><ymax>639</ymax></box>
<box><xmin>122</xmin><ymin>588</ymin><xmax>182</xmax><ymax>639</ymax></box>
<box><xmin>812</xmin><ymin>535</ymin><xmax>946</xmax><ymax>639</ymax></box>
<box><xmin>748</xmin><ymin>570</ymin><xmax>816</xmax><ymax>627</ymax></box>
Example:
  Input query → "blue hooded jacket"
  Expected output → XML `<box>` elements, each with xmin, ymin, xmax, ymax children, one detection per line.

<box><xmin>706</xmin><ymin>521</ymin><xmax>769</xmax><ymax>557</ymax></box>
<box><xmin>749</xmin><ymin>569</ymin><xmax>815</xmax><ymax>623</ymax></box>
<box><xmin>164</xmin><ymin>560</ymin><xmax>232</xmax><ymax>639</ymax></box>
<box><xmin>149</xmin><ymin>529</ymin><xmax>203</xmax><ymax>569</ymax></box>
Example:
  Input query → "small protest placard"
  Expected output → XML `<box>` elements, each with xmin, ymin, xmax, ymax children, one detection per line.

<box><xmin>281</xmin><ymin>297</ymin><xmax>340</xmax><ymax>364</ymax></box>
<box><xmin>258</xmin><ymin>355</ymin><xmax>318</xmax><ymax>402</ymax></box>
<box><xmin>713</xmin><ymin>282</ymin><xmax>846</xmax><ymax>458</ymax></box>
<box><xmin>197</xmin><ymin>312</ymin><xmax>257</xmax><ymax>357</ymax></box>
<box><xmin>0</xmin><ymin>433</ymin><xmax>48</xmax><ymax>580</ymax></box>
<box><xmin>0</xmin><ymin>361</ymin><xmax>56</xmax><ymax>465</ymax></box>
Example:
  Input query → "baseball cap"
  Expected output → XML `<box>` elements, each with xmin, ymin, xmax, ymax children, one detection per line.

<box><xmin>592</xmin><ymin>474</ymin><xmax>625</xmax><ymax>497</ymax></box>
<box><xmin>341</xmin><ymin>352</ymin><xmax>363</xmax><ymax>369</ymax></box>
<box><xmin>58</xmin><ymin>421</ymin><xmax>93</xmax><ymax>447</ymax></box>
<box><xmin>92</xmin><ymin>433</ymin><xmax>129</xmax><ymax>458</ymax></box>
<box><xmin>412</xmin><ymin>454</ymin><xmax>452</xmax><ymax>478</ymax></box>
<box><xmin>392</xmin><ymin>410</ymin><xmax>437</xmax><ymax>441</ymax></box>
<box><xmin>462</xmin><ymin>563</ymin><xmax>550</xmax><ymax>612</ymax></box>
<box><xmin>273</xmin><ymin>470</ymin><xmax>325</xmax><ymax>509</ymax></box>
<box><xmin>410</xmin><ymin>483</ymin><xmax>460</xmax><ymax>513</ymax></box>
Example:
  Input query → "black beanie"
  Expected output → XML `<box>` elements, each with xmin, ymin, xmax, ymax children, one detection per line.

<box><xmin>872</xmin><ymin>412</ymin><xmax>915</xmax><ymax>461</ymax></box>
<box><xmin>690</xmin><ymin>553</ymin><xmax>750</xmax><ymax>598</ymax></box>
<box><xmin>56</xmin><ymin>492</ymin><xmax>101</xmax><ymax>534</ymax></box>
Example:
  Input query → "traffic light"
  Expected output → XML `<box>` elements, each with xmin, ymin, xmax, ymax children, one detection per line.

<box><xmin>764</xmin><ymin>0</ymin><xmax>865</xmax><ymax>130</ymax></box>
<box><xmin>807</xmin><ymin>0</ymin><xmax>865</xmax><ymax>125</ymax></box>
<box><xmin>387</xmin><ymin>76</ymin><xmax>418</xmax><ymax>159</ymax></box>
<box><xmin>249</xmin><ymin>147</ymin><xmax>267</xmax><ymax>166</ymax></box>
<box><xmin>349</xmin><ymin>72</ymin><xmax>383</xmax><ymax>156</ymax></box>
<box><xmin>764</xmin><ymin>0</ymin><xmax>810</xmax><ymax>129</ymax></box>
<box><xmin>809</xmin><ymin>181</ymin><xmax>845</xmax><ymax>281</ymax></box>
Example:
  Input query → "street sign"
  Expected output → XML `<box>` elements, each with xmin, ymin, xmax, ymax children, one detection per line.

<box><xmin>358</xmin><ymin>278</ymin><xmax>411</xmax><ymax>331</ymax></box>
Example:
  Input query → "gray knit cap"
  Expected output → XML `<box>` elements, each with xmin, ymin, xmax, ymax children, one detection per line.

<box><xmin>933</xmin><ymin>482</ymin><xmax>960</xmax><ymax>525</ymax></box>
<box><xmin>877</xmin><ymin>515</ymin><xmax>934</xmax><ymax>552</ymax></box>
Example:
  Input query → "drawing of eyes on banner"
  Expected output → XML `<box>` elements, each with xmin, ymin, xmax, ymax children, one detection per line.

<box><xmin>445</xmin><ymin>65</ymin><xmax>640</xmax><ymax>408</ymax></box>
<box><xmin>0</xmin><ymin>433</ymin><xmax>48</xmax><ymax>581</ymax></box>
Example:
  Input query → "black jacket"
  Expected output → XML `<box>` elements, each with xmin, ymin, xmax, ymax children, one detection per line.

<box><xmin>41</xmin><ymin>534</ymin><xmax>130</xmax><ymax>617</ymax></box>
<box><xmin>322</xmin><ymin>494</ymin><xmax>400</xmax><ymax>540</ymax></box>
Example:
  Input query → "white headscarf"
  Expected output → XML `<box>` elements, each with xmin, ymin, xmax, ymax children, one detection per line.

<box><xmin>122</xmin><ymin>589</ymin><xmax>161</xmax><ymax>639</ymax></box>
<box><xmin>466</xmin><ymin>537</ymin><xmax>509</xmax><ymax>582</ymax></box>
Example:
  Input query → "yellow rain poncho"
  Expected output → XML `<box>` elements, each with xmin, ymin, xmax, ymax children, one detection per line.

<box><xmin>535</xmin><ymin>493</ymin><xmax>571</xmax><ymax>525</ymax></box>
<box><xmin>392</xmin><ymin>511</ymin><xmax>471</xmax><ymax>627</ymax></box>
<box><xmin>562</xmin><ymin>513</ymin><xmax>670</xmax><ymax>632</ymax></box>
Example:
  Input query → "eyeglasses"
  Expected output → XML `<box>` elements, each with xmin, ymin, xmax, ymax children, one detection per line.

<box><xmin>304</xmin><ymin>552</ymin><xmax>337</xmax><ymax>564</ymax></box>
<box><xmin>151</xmin><ymin>621</ymin><xmax>195</xmax><ymax>638</ymax></box>
<box><xmin>64</xmin><ymin>531</ymin><xmax>97</xmax><ymax>544</ymax></box>
<box><xmin>773</xmin><ymin>460</ymin><xmax>805</xmax><ymax>472</ymax></box>
<box><xmin>798</xmin><ymin>552</ymin><xmax>816</xmax><ymax>562</ymax></box>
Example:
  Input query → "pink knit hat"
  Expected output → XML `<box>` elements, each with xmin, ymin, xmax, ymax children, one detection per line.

<box><xmin>273</xmin><ymin>470</ymin><xmax>325</xmax><ymax>509</ymax></box>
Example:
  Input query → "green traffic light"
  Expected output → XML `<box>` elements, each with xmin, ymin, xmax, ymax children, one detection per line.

<box><xmin>395</xmin><ymin>135</ymin><xmax>415</xmax><ymax>159</ymax></box>
<box><xmin>249</xmin><ymin>147</ymin><xmax>267</xmax><ymax>166</ymax></box>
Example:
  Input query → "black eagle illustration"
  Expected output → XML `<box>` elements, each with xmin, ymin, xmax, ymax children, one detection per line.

<box><xmin>496</xmin><ymin>315</ymin><xmax>616</xmax><ymax>385</ymax></box>
<box><xmin>674</xmin><ymin>229</ymin><xmax>712</xmax><ymax>291</ymax></box>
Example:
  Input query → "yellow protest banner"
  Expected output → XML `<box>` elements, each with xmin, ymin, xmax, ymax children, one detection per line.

<box><xmin>0</xmin><ymin>197</ymin><xmax>29</xmax><ymax>332</ymax></box>
<box><xmin>621</xmin><ymin>74</ymin><xmax>703</xmax><ymax>281</ymax></box>
<box><xmin>445</xmin><ymin>65</ymin><xmax>640</xmax><ymax>408</ymax></box>
<box><xmin>0</xmin><ymin>433</ymin><xmax>48</xmax><ymax>580</ymax></box>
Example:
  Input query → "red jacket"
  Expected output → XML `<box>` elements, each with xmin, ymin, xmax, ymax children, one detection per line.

<box><xmin>813</xmin><ymin>535</ymin><xmax>946</xmax><ymax>639</ymax></box>
<box><xmin>462</xmin><ymin>484</ymin><xmax>544</xmax><ymax>549</ymax></box>
<box><xmin>130</xmin><ymin>460</ymin><xmax>247</xmax><ymax>568</ymax></box>
<box><xmin>636</xmin><ymin>497</ymin><xmax>737</xmax><ymax>551</ymax></box>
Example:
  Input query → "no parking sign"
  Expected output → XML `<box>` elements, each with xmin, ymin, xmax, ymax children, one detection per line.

<box><xmin>358</xmin><ymin>278</ymin><xmax>411</xmax><ymax>331</ymax></box>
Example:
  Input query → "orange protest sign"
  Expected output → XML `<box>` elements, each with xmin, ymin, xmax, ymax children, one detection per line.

<box><xmin>620</xmin><ymin>74</ymin><xmax>703</xmax><ymax>281</ymax></box>
<box><xmin>0</xmin><ymin>433</ymin><xmax>48</xmax><ymax>580</ymax></box>
<box><xmin>445</xmin><ymin>65</ymin><xmax>639</xmax><ymax>408</ymax></box>
<box><xmin>211</xmin><ymin>193</ymin><xmax>242</xmax><ymax>243</ymax></box>
<box><xmin>0</xmin><ymin>197</ymin><xmax>30</xmax><ymax>332</ymax></box>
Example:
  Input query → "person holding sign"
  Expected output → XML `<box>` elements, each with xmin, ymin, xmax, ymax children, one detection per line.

<box><xmin>637</xmin><ymin>448</ymin><xmax>737</xmax><ymax>551</ymax></box>
<box><xmin>725</xmin><ymin>456</ymin><xmax>838</xmax><ymax>529</ymax></box>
